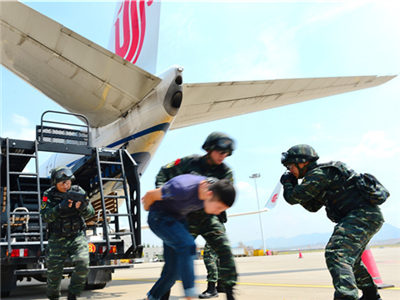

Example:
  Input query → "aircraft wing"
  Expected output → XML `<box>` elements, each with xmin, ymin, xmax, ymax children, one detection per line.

<box><xmin>0</xmin><ymin>1</ymin><xmax>161</xmax><ymax>128</ymax></box>
<box><xmin>171</xmin><ymin>75</ymin><xmax>395</xmax><ymax>130</ymax></box>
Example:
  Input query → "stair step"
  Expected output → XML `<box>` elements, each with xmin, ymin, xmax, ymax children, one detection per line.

<box><xmin>102</xmin><ymin>195</ymin><xmax>126</xmax><ymax>199</ymax></box>
<box><xmin>9</xmin><ymin>172</ymin><xmax>38</xmax><ymax>176</ymax></box>
<box><xmin>9</xmin><ymin>191</ymin><xmax>39</xmax><ymax>195</ymax></box>
<box><xmin>9</xmin><ymin>152</ymin><xmax>37</xmax><ymax>158</ymax></box>
<box><xmin>99</xmin><ymin>161</ymin><xmax>122</xmax><ymax>165</ymax></box>
<box><xmin>101</xmin><ymin>177</ymin><xmax>124</xmax><ymax>182</ymax></box>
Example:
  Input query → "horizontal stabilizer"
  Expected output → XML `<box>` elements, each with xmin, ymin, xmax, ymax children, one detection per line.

<box><xmin>172</xmin><ymin>75</ymin><xmax>395</xmax><ymax>129</ymax></box>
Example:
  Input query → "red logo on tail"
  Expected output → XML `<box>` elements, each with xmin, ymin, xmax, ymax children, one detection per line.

<box><xmin>271</xmin><ymin>193</ymin><xmax>278</xmax><ymax>203</ymax></box>
<box><xmin>115</xmin><ymin>0</ymin><xmax>152</xmax><ymax>64</ymax></box>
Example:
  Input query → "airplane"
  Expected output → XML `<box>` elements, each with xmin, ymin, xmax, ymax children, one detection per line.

<box><xmin>0</xmin><ymin>0</ymin><xmax>395</xmax><ymax>200</ymax></box>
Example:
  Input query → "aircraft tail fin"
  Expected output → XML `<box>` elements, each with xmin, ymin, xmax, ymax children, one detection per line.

<box><xmin>227</xmin><ymin>182</ymin><xmax>282</xmax><ymax>218</ymax></box>
<box><xmin>110</xmin><ymin>0</ymin><xmax>161</xmax><ymax>74</ymax></box>
<box><xmin>264</xmin><ymin>181</ymin><xmax>282</xmax><ymax>209</ymax></box>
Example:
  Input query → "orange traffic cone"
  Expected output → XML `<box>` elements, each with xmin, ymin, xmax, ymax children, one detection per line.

<box><xmin>298</xmin><ymin>250</ymin><xmax>303</xmax><ymax>259</ymax></box>
<box><xmin>361</xmin><ymin>248</ymin><xmax>394</xmax><ymax>289</ymax></box>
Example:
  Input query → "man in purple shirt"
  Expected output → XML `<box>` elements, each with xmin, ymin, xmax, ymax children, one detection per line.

<box><xmin>142</xmin><ymin>174</ymin><xmax>236</xmax><ymax>300</ymax></box>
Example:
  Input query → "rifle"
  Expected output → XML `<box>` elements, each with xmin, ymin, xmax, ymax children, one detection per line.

<box><xmin>60</xmin><ymin>190</ymin><xmax>88</xmax><ymax>210</ymax></box>
<box><xmin>67</xmin><ymin>190</ymin><xmax>87</xmax><ymax>204</ymax></box>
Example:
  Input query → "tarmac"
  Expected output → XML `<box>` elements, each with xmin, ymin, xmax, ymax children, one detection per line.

<box><xmin>6</xmin><ymin>246</ymin><xmax>400</xmax><ymax>300</ymax></box>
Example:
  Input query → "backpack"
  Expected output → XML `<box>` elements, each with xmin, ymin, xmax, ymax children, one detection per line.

<box><xmin>320</xmin><ymin>161</ymin><xmax>390</xmax><ymax>205</ymax></box>
<box><xmin>355</xmin><ymin>173</ymin><xmax>390</xmax><ymax>205</ymax></box>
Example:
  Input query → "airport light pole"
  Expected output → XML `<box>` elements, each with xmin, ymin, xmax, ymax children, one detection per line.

<box><xmin>249</xmin><ymin>173</ymin><xmax>265</xmax><ymax>254</ymax></box>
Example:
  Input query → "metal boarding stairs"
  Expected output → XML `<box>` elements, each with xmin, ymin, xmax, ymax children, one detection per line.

<box><xmin>92</xmin><ymin>147</ymin><xmax>140</xmax><ymax>258</ymax></box>
<box><xmin>35</xmin><ymin>110</ymin><xmax>141</xmax><ymax>258</ymax></box>
<box><xmin>37</xmin><ymin>110</ymin><xmax>141</xmax><ymax>258</ymax></box>
<box><xmin>1</xmin><ymin>110</ymin><xmax>142</xmax><ymax>259</ymax></box>
<box><xmin>2</xmin><ymin>138</ymin><xmax>45</xmax><ymax>255</ymax></box>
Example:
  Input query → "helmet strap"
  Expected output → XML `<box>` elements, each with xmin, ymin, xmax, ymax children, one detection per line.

<box><xmin>205</xmin><ymin>151</ymin><xmax>218</xmax><ymax>166</ymax></box>
<box><xmin>296</xmin><ymin>162</ymin><xmax>308</xmax><ymax>178</ymax></box>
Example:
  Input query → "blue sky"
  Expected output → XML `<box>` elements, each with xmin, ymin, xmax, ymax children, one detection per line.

<box><xmin>1</xmin><ymin>0</ymin><xmax>399</xmax><ymax>248</ymax></box>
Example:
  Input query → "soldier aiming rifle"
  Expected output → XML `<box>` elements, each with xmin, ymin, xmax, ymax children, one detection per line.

<box><xmin>40</xmin><ymin>166</ymin><xmax>95</xmax><ymax>300</ymax></box>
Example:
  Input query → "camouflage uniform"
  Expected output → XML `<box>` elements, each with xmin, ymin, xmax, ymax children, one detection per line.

<box><xmin>203</xmin><ymin>242</ymin><xmax>220</xmax><ymax>283</ymax></box>
<box><xmin>281</xmin><ymin>158</ymin><xmax>384</xmax><ymax>300</ymax></box>
<box><xmin>156</xmin><ymin>154</ymin><xmax>237</xmax><ymax>288</ymax></box>
<box><xmin>41</xmin><ymin>185</ymin><xmax>95</xmax><ymax>300</ymax></box>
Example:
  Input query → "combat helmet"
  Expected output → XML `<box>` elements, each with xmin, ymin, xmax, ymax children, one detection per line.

<box><xmin>202</xmin><ymin>132</ymin><xmax>235</xmax><ymax>156</ymax></box>
<box><xmin>281</xmin><ymin>144</ymin><xmax>319</xmax><ymax>166</ymax></box>
<box><xmin>50</xmin><ymin>166</ymin><xmax>75</xmax><ymax>185</ymax></box>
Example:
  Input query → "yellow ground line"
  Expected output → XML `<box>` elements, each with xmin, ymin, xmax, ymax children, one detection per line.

<box><xmin>112</xmin><ymin>278</ymin><xmax>400</xmax><ymax>290</ymax></box>
<box><xmin>237</xmin><ymin>282</ymin><xmax>333</xmax><ymax>288</ymax></box>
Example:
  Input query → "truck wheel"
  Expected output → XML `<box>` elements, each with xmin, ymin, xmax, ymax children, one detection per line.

<box><xmin>84</xmin><ymin>269</ymin><xmax>111</xmax><ymax>290</ymax></box>
<box><xmin>1</xmin><ymin>290</ymin><xmax>11</xmax><ymax>298</ymax></box>
<box><xmin>85</xmin><ymin>282</ymin><xmax>107</xmax><ymax>290</ymax></box>
<box><xmin>1</xmin><ymin>265</ymin><xmax>17</xmax><ymax>298</ymax></box>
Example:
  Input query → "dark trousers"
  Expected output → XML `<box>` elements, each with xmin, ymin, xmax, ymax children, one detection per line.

<box><xmin>147</xmin><ymin>210</ymin><xmax>197</xmax><ymax>299</ymax></box>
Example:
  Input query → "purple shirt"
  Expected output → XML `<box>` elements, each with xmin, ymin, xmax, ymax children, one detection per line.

<box><xmin>150</xmin><ymin>174</ymin><xmax>206</xmax><ymax>218</ymax></box>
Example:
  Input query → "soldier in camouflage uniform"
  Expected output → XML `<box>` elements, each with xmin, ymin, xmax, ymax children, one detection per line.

<box><xmin>280</xmin><ymin>144</ymin><xmax>384</xmax><ymax>300</ymax></box>
<box><xmin>40</xmin><ymin>167</ymin><xmax>95</xmax><ymax>300</ymax></box>
<box><xmin>156</xmin><ymin>132</ymin><xmax>237</xmax><ymax>300</ymax></box>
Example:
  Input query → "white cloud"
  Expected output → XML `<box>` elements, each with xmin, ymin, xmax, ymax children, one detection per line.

<box><xmin>2</xmin><ymin>114</ymin><xmax>35</xmax><ymax>140</ymax></box>
<box><xmin>236</xmin><ymin>181</ymin><xmax>252</xmax><ymax>193</ymax></box>
<box><xmin>299</xmin><ymin>0</ymin><xmax>370</xmax><ymax>29</ymax></box>
<box><xmin>221</xmin><ymin>22</ymin><xmax>299</xmax><ymax>81</ymax></box>
<box><xmin>325</xmin><ymin>130</ymin><xmax>400</xmax><ymax>165</ymax></box>
<box><xmin>312</xmin><ymin>123</ymin><xmax>322</xmax><ymax>130</ymax></box>
<box><xmin>12</xmin><ymin>113</ymin><xmax>30</xmax><ymax>127</ymax></box>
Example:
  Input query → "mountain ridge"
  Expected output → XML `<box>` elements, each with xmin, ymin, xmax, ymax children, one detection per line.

<box><xmin>237</xmin><ymin>223</ymin><xmax>400</xmax><ymax>250</ymax></box>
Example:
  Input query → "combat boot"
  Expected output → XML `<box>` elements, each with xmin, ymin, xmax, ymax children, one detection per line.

<box><xmin>225</xmin><ymin>286</ymin><xmax>235</xmax><ymax>300</ymax></box>
<box><xmin>359</xmin><ymin>286</ymin><xmax>382</xmax><ymax>300</ymax></box>
<box><xmin>160</xmin><ymin>289</ymin><xmax>170</xmax><ymax>300</ymax></box>
<box><xmin>199</xmin><ymin>282</ymin><xmax>218</xmax><ymax>298</ymax></box>
<box><xmin>216</xmin><ymin>280</ymin><xmax>225</xmax><ymax>293</ymax></box>
<box><xmin>67</xmin><ymin>292</ymin><xmax>77</xmax><ymax>300</ymax></box>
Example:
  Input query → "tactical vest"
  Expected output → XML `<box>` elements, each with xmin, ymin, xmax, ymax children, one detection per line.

<box><xmin>47</xmin><ymin>186</ymin><xmax>86</xmax><ymax>237</ymax></box>
<box><xmin>187</xmin><ymin>156</ymin><xmax>231</xmax><ymax>179</ymax></box>
<box><xmin>318</xmin><ymin>161</ymin><xmax>368</xmax><ymax>222</ymax></box>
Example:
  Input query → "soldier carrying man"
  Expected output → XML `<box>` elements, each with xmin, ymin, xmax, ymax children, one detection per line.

<box><xmin>156</xmin><ymin>132</ymin><xmax>237</xmax><ymax>300</ymax></box>
<box><xmin>142</xmin><ymin>174</ymin><xmax>236</xmax><ymax>300</ymax></box>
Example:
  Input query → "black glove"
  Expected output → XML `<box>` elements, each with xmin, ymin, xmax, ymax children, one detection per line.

<box><xmin>77</xmin><ymin>198</ymin><xmax>89</xmax><ymax>211</ymax></box>
<box><xmin>280</xmin><ymin>172</ymin><xmax>298</xmax><ymax>186</ymax></box>
<box><xmin>218</xmin><ymin>211</ymin><xmax>228</xmax><ymax>223</ymax></box>
<box><xmin>58</xmin><ymin>198</ymin><xmax>71</xmax><ymax>211</ymax></box>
